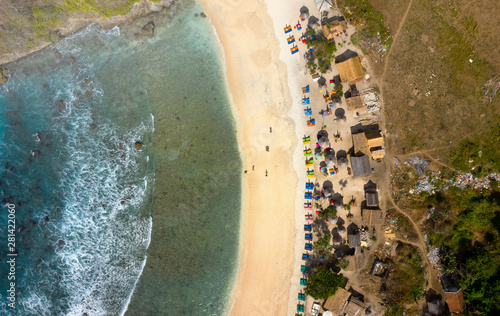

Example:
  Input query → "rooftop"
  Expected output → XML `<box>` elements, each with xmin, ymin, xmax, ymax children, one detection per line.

<box><xmin>346</xmin><ymin>96</ymin><xmax>366</xmax><ymax>113</ymax></box>
<box><xmin>343</xmin><ymin>298</ymin><xmax>366</xmax><ymax>316</ymax></box>
<box><xmin>336</xmin><ymin>56</ymin><xmax>365</xmax><ymax>84</ymax></box>
<box><xmin>323</xmin><ymin>287</ymin><xmax>351</xmax><ymax>315</ymax></box>
<box><xmin>350</xmin><ymin>155</ymin><xmax>371</xmax><ymax>177</ymax></box>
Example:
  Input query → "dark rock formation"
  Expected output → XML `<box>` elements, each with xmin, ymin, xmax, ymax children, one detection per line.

<box><xmin>141</xmin><ymin>21</ymin><xmax>155</xmax><ymax>37</ymax></box>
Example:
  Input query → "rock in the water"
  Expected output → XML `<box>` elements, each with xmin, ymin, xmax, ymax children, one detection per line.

<box><xmin>200</xmin><ymin>12</ymin><xmax>206</xmax><ymax>18</ymax></box>
<box><xmin>85</xmin><ymin>90</ymin><xmax>93</xmax><ymax>98</ymax></box>
<box><xmin>194</xmin><ymin>13</ymin><xmax>198</xmax><ymax>17</ymax></box>
<box><xmin>135</xmin><ymin>141</ymin><xmax>143</xmax><ymax>150</ymax></box>
<box><xmin>69</xmin><ymin>57</ymin><xmax>75</xmax><ymax>63</ymax></box>
<box><xmin>0</xmin><ymin>68</ymin><xmax>8</xmax><ymax>84</ymax></box>
<box><xmin>91</xmin><ymin>123</ymin><xmax>97</xmax><ymax>131</ymax></box>
<box><xmin>54</xmin><ymin>50</ymin><xmax>63</xmax><ymax>60</ymax></box>
<box><xmin>84</xmin><ymin>78</ymin><xmax>90</xmax><ymax>85</ymax></box>
<box><xmin>141</xmin><ymin>22</ymin><xmax>155</xmax><ymax>37</ymax></box>
<box><xmin>43</xmin><ymin>84</ymin><xmax>49</xmax><ymax>89</ymax></box>
<box><xmin>58</xmin><ymin>100</ymin><xmax>65</xmax><ymax>111</ymax></box>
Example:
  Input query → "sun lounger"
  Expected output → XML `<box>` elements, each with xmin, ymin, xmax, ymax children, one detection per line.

<box><xmin>301</xmin><ymin>266</ymin><xmax>309</xmax><ymax>273</ymax></box>
<box><xmin>305</xmin><ymin>182</ymin><xmax>314</xmax><ymax>190</ymax></box>
<box><xmin>298</xmin><ymin>293</ymin><xmax>306</xmax><ymax>301</ymax></box>
<box><xmin>305</xmin><ymin>234</ymin><xmax>312</xmax><ymax>240</ymax></box>
<box><xmin>296</xmin><ymin>23</ymin><xmax>302</xmax><ymax>31</ymax></box>
<box><xmin>304</xmin><ymin>192</ymin><xmax>312</xmax><ymax>199</ymax></box>
<box><xmin>291</xmin><ymin>46</ymin><xmax>298</xmax><ymax>54</ymax></box>
<box><xmin>284</xmin><ymin>25</ymin><xmax>292</xmax><ymax>33</ymax></box>
<box><xmin>329</xmin><ymin>168</ymin><xmax>335</xmax><ymax>175</ymax></box>
<box><xmin>302</xmin><ymin>98</ymin><xmax>310</xmax><ymax>105</ymax></box>
<box><xmin>287</xmin><ymin>36</ymin><xmax>295</xmax><ymax>44</ymax></box>
<box><xmin>307</xmin><ymin>170</ymin><xmax>315</xmax><ymax>177</ymax></box>
<box><xmin>300</xmin><ymin>278</ymin><xmax>307</xmax><ymax>286</ymax></box>
<box><xmin>307</xmin><ymin>119</ymin><xmax>315</xmax><ymax>127</ymax></box>
<box><xmin>303</xmin><ymin>149</ymin><xmax>311</xmax><ymax>156</ymax></box>
<box><xmin>305</xmin><ymin>243</ymin><xmax>313</xmax><ymax>250</ymax></box>
<box><xmin>302</xmin><ymin>136</ymin><xmax>311</xmax><ymax>144</ymax></box>
<box><xmin>305</xmin><ymin>160</ymin><xmax>313</xmax><ymax>167</ymax></box>
<box><xmin>305</xmin><ymin>215</ymin><xmax>313</xmax><ymax>222</ymax></box>
<box><xmin>302</xmin><ymin>253</ymin><xmax>310</xmax><ymax>260</ymax></box>
<box><xmin>302</xmin><ymin>86</ymin><xmax>309</xmax><ymax>93</ymax></box>
<box><xmin>304</xmin><ymin>225</ymin><xmax>312</xmax><ymax>231</ymax></box>
<box><xmin>304</xmin><ymin>109</ymin><xmax>312</xmax><ymax>116</ymax></box>
<box><xmin>297</xmin><ymin>304</ymin><xmax>305</xmax><ymax>312</ymax></box>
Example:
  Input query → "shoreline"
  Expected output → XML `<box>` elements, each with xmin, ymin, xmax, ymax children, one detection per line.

<box><xmin>198</xmin><ymin>0</ymin><xmax>299</xmax><ymax>314</ymax></box>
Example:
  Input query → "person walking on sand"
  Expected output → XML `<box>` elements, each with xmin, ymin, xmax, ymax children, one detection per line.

<box><xmin>265</xmin><ymin>170</ymin><xmax>268</xmax><ymax>177</ymax></box>
<box><xmin>252</xmin><ymin>165</ymin><xmax>254</xmax><ymax>171</ymax></box>
<box><xmin>270</xmin><ymin>127</ymin><xmax>272</xmax><ymax>133</ymax></box>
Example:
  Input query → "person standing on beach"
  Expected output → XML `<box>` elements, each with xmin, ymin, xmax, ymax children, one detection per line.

<box><xmin>270</xmin><ymin>127</ymin><xmax>272</xmax><ymax>133</ymax></box>
<box><xmin>265</xmin><ymin>170</ymin><xmax>268</xmax><ymax>177</ymax></box>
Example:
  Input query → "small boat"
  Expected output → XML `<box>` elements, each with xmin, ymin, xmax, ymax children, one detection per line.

<box><xmin>296</xmin><ymin>23</ymin><xmax>302</xmax><ymax>31</ymax></box>
<box><xmin>304</xmin><ymin>109</ymin><xmax>312</xmax><ymax>116</ymax></box>
<box><xmin>307</xmin><ymin>170</ymin><xmax>315</xmax><ymax>177</ymax></box>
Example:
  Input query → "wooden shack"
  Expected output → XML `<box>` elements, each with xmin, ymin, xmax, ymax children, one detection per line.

<box><xmin>322</xmin><ymin>20</ymin><xmax>348</xmax><ymax>40</ymax></box>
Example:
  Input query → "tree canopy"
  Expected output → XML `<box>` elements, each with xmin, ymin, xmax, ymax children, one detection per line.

<box><xmin>304</xmin><ymin>266</ymin><xmax>344</xmax><ymax>300</ymax></box>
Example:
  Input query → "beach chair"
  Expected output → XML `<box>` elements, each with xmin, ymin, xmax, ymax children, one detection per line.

<box><xmin>302</xmin><ymin>253</ymin><xmax>310</xmax><ymax>260</ymax></box>
<box><xmin>284</xmin><ymin>25</ymin><xmax>292</xmax><ymax>33</ymax></box>
<box><xmin>304</xmin><ymin>225</ymin><xmax>312</xmax><ymax>231</ymax></box>
<box><xmin>300</xmin><ymin>278</ymin><xmax>308</xmax><ymax>286</ymax></box>
<box><xmin>330</xmin><ymin>79</ymin><xmax>335</xmax><ymax>87</ymax></box>
<box><xmin>302</xmin><ymin>86</ymin><xmax>310</xmax><ymax>93</ymax></box>
<box><xmin>287</xmin><ymin>36</ymin><xmax>295</xmax><ymax>44</ymax></box>
<box><xmin>302</xmin><ymin>98</ymin><xmax>310</xmax><ymax>105</ymax></box>
<box><xmin>304</xmin><ymin>109</ymin><xmax>312</xmax><ymax>116</ymax></box>
<box><xmin>307</xmin><ymin>170</ymin><xmax>315</xmax><ymax>178</ymax></box>
<box><xmin>301</xmin><ymin>266</ymin><xmax>309</xmax><ymax>273</ymax></box>
<box><xmin>291</xmin><ymin>46</ymin><xmax>299</xmax><ymax>54</ymax></box>
<box><xmin>305</xmin><ymin>243</ymin><xmax>313</xmax><ymax>250</ymax></box>
<box><xmin>329</xmin><ymin>101</ymin><xmax>334</xmax><ymax>108</ymax></box>
<box><xmin>307</xmin><ymin>119</ymin><xmax>315</xmax><ymax>127</ymax></box>
<box><xmin>303</xmin><ymin>149</ymin><xmax>311</xmax><ymax>156</ymax></box>
<box><xmin>305</xmin><ymin>234</ymin><xmax>312</xmax><ymax>240</ymax></box>
<box><xmin>329</xmin><ymin>168</ymin><xmax>335</xmax><ymax>175</ymax></box>
<box><xmin>305</xmin><ymin>182</ymin><xmax>314</xmax><ymax>190</ymax></box>
<box><xmin>302</xmin><ymin>136</ymin><xmax>311</xmax><ymax>144</ymax></box>
<box><xmin>304</xmin><ymin>192</ymin><xmax>312</xmax><ymax>199</ymax></box>
<box><xmin>298</xmin><ymin>293</ymin><xmax>306</xmax><ymax>301</ymax></box>
<box><xmin>305</xmin><ymin>215</ymin><xmax>313</xmax><ymax>222</ymax></box>
<box><xmin>297</xmin><ymin>304</ymin><xmax>305</xmax><ymax>312</ymax></box>
<box><xmin>305</xmin><ymin>160</ymin><xmax>313</xmax><ymax>167</ymax></box>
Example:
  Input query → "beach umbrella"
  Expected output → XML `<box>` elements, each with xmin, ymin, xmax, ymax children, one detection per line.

<box><xmin>324</xmin><ymin>188</ymin><xmax>334</xmax><ymax>198</ymax></box>
<box><xmin>338</xmin><ymin>157</ymin><xmax>348</xmax><ymax>167</ymax></box>
<box><xmin>321</xmin><ymin>166</ymin><xmax>328</xmax><ymax>176</ymax></box>
<box><xmin>301</xmin><ymin>12</ymin><xmax>310</xmax><ymax>20</ymax></box>
<box><xmin>314</xmin><ymin>152</ymin><xmax>322</xmax><ymax>160</ymax></box>
<box><xmin>329</xmin><ymin>216</ymin><xmax>338</xmax><ymax>225</ymax></box>
<box><xmin>319</xmin><ymin>137</ymin><xmax>329</xmax><ymax>148</ymax></box>
<box><xmin>337</xmin><ymin>226</ymin><xmax>346</xmax><ymax>234</ymax></box>
<box><xmin>332</xmin><ymin>235</ymin><xmax>342</xmax><ymax>245</ymax></box>
<box><xmin>325</xmin><ymin>154</ymin><xmax>336</xmax><ymax>167</ymax></box>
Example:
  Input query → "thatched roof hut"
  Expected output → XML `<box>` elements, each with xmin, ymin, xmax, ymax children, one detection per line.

<box><xmin>336</xmin><ymin>56</ymin><xmax>365</xmax><ymax>84</ymax></box>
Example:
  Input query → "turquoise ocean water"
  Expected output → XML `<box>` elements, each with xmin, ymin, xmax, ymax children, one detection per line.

<box><xmin>0</xmin><ymin>1</ymin><xmax>241</xmax><ymax>315</ymax></box>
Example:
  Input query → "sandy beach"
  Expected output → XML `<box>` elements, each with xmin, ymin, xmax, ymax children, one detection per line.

<box><xmin>198</xmin><ymin>0</ymin><xmax>317</xmax><ymax>314</ymax></box>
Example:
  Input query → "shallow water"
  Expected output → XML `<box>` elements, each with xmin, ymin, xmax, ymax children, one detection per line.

<box><xmin>0</xmin><ymin>1</ymin><xmax>241</xmax><ymax>315</ymax></box>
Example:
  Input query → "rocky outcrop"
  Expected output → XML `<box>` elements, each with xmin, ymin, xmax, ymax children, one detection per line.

<box><xmin>141</xmin><ymin>22</ymin><xmax>155</xmax><ymax>37</ymax></box>
<box><xmin>135</xmin><ymin>141</ymin><xmax>143</xmax><ymax>150</ymax></box>
<box><xmin>0</xmin><ymin>68</ymin><xmax>8</xmax><ymax>84</ymax></box>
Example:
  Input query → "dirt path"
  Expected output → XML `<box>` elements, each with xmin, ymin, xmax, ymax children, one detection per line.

<box><xmin>388</xmin><ymin>195</ymin><xmax>441</xmax><ymax>292</ymax></box>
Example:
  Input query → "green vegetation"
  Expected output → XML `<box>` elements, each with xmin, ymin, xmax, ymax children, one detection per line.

<box><xmin>314</xmin><ymin>231</ymin><xmax>332</xmax><ymax>256</ymax></box>
<box><xmin>334</xmin><ymin>81</ymin><xmax>343</xmax><ymax>98</ymax></box>
<box><xmin>318</xmin><ymin>205</ymin><xmax>337</xmax><ymax>220</ymax></box>
<box><xmin>305</xmin><ymin>28</ymin><xmax>337</xmax><ymax>74</ymax></box>
<box><xmin>385</xmin><ymin>306</ymin><xmax>405</xmax><ymax>316</ymax></box>
<box><xmin>338</xmin><ymin>0</ymin><xmax>392</xmax><ymax>56</ymax></box>
<box><xmin>421</xmin><ymin>187</ymin><xmax>500</xmax><ymax>314</ymax></box>
<box><xmin>385</xmin><ymin>245</ymin><xmax>425</xmax><ymax>305</ymax></box>
<box><xmin>304</xmin><ymin>266</ymin><xmax>344</xmax><ymax>300</ymax></box>
<box><xmin>339</xmin><ymin>258</ymin><xmax>350</xmax><ymax>270</ymax></box>
<box><xmin>449</xmin><ymin>126</ymin><xmax>500</xmax><ymax>174</ymax></box>
<box><xmin>31</xmin><ymin>6</ymin><xmax>61</xmax><ymax>40</ymax></box>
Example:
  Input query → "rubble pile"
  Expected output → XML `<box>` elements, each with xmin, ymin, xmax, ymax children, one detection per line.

<box><xmin>408</xmin><ymin>155</ymin><xmax>429</xmax><ymax>177</ymax></box>
<box><xmin>362</xmin><ymin>89</ymin><xmax>381</xmax><ymax>112</ymax></box>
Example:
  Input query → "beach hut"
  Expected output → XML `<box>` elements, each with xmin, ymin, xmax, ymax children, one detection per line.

<box><xmin>350</xmin><ymin>155</ymin><xmax>371</xmax><ymax>177</ymax></box>
<box><xmin>336</xmin><ymin>56</ymin><xmax>365</xmax><ymax>84</ymax></box>
<box><xmin>338</xmin><ymin>157</ymin><xmax>349</xmax><ymax>168</ymax></box>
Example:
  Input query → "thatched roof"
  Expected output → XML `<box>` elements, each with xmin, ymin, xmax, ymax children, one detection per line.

<box><xmin>365</xmin><ymin>129</ymin><xmax>383</xmax><ymax>148</ymax></box>
<box><xmin>371</xmin><ymin>148</ymin><xmax>385</xmax><ymax>159</ymax></box>
<box><xmin>323</xmin><ymin>288</ymin><xmax>351</xmax><ymax>314</ymax></box>
<box><xmin>350</xmin><ymin>155</ymin><xmax>371</xmax><ymax>177</ymax></box>
<box><xmin>322</xmin><ymin>20</ymin><xmax>348</xmax><ymax>40</ymax></box>
<box><xmin>336</xmin><ymin>56</ymin><xmax>365</xmax><ymax>84</ymax></box>
<box><xmin>347</xmin><ymin>233</ymin><xmax>360</xmax><ymax>247</ymax></box>
<box><xmin>343</xmin><ymin>298</ymin><xmax>366</xmax><ymax>316</ymax></box>
<box><xmin>362</xmin><ymin>209</ymin><xmax>383</xmax><ymax>227</ymax></box>
<box><xmin>352</xmin><ymin>133</ymin><xmax>370</xmax><ymax>156</ymax></box>
<box><xmin>346</xmin><ymin>96</ymin><xmax>366</xmax><ymax>113</ymax></box>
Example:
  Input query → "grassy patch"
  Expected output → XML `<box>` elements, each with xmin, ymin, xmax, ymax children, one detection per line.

<box><xmin>338</xmin><ymin>0</ymin><xmax>392</xmax><ymax>56</ymax></box>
